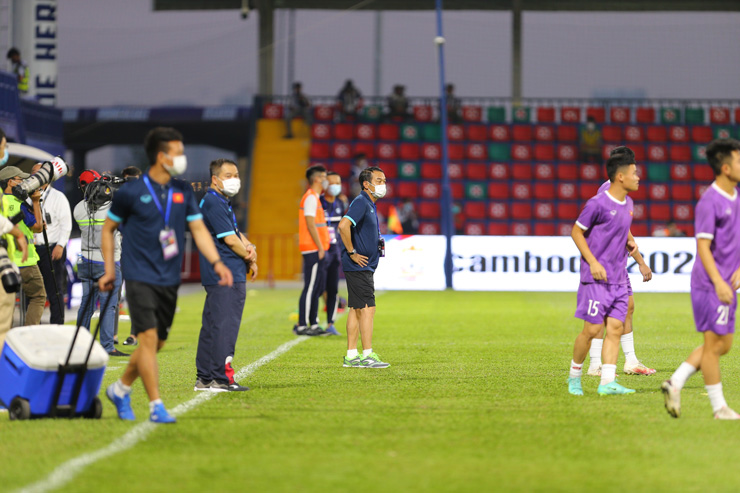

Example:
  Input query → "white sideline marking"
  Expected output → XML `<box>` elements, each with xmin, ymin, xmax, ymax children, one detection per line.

<box><xmin>14</xmin><ymin>337</ymin><xmax>308</xmax><ymax>493</ymax></box>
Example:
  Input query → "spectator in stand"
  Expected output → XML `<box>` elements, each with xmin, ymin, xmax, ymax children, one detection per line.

<box><xmin>397</xmin><ymin>198</ymin><xmax>419</xmax><ymax>234</ymax></box>
<box><xmin>653</xmin><ymin>221</ymin><xmax>687</xmax><ymax>237</ymax></box>
<box><xmin>580</xmin><ymin>116</ymin><xmax>602</xmax><ymax>163</ymax></box>
<box><xmin>387</xmin><ymin>85</ymin><xmax>409</xmax><ymax>121</ymax></box>
<box><xmin>337</xmin><ymin>80</ymin><xmax>362</xmax><ymax>121</ymax></box>
<box><xmin>445</xmin><ymin>83</ymin><xmax>462</xmax><ymax>123</ymax></box>
<box><xmin>284</xmin><ymin>82</ymin><xmax>311</xmax><ymax>139</ymax></box>
<box><xmin>6</xmin><ymin>48</ymin><xmax>28</xmax><ymax>96</ymax></box>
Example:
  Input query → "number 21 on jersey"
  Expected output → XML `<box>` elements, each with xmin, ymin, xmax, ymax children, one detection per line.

<box><xmin>716</xmin><ymin>305</ymin><xmax>730</xmax><ymax>326</ymax></box>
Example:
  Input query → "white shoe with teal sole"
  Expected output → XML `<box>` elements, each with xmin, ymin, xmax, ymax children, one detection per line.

<box><xmin>568</xmin><ymin>377</ymin><xmax>583</xmax><ymax>395</ymax></box>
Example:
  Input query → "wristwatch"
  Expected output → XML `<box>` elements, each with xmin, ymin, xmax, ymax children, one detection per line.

<box><xmin>349</xmin><ymin>249</ymin><xmax>357</xmax><ymax>255</ymax></box>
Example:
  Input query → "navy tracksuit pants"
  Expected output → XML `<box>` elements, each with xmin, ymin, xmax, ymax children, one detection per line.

<box><xmin>298</xmin><ymin>251</ymin><xmax>326</xmax><ymax>328</ymax></box>
<box><xmin>322</xmin><ymin>244</ymin><xmax>341</xmax><ymax>325</ymax></box>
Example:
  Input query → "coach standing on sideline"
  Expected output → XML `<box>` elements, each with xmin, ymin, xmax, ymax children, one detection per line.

<box><xmin>294</xmin><ymin>165</ymin><xmax>330</xmax><ymax>336</ymax></box>
<box><xmin>337</xmin><ymin>167</ymin><xmax>390</xmax><ymax>369</ymax></box>
<box><xmin>195</xmin><ymin>158</ymin><xmax>257</xmax><ymax>393</ymax></box>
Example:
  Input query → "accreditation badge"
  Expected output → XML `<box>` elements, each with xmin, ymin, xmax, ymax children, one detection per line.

<box><xmin>159</xmin><ymin>227</ymin><xmax>179</xmax><ymax>260</ymax></box>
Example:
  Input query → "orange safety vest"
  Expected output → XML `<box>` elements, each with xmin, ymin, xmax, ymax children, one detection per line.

<box><xmin>299</xmin><ymin>189</ymin><xmax>330</xmax><ymax>253</ymax></box>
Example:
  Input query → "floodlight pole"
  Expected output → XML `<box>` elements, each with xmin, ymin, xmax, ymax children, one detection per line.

<box><xmin>435</xmin><ymin>0</ymin><xmax>453</xmax><ymax>289</ymax></box>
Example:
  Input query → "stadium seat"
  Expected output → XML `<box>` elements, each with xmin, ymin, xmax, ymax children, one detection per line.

<box><xmin>334</xmin><ymin>123</ymin><xmax>354</xmax><ymax>140</ymax></box>
<box><xmin>635</xmin><ymin>164</ymin><xmax>646</xmax><ymax>179</ymax></box>
<box><xmin>534</xmin><ymin>163</ymin><xmax>555</xmax><ymax>180</ymax></box>
<box><xmin>710</xmin><ymin>107</ymin><xmax>731</xmax><ymax>124</ymax></box>
<box><xmin>670</xmin><ymin>164</ymin><xmax>692</xmax><ymax>181</ymax></box>
<box><xmin>693</xmin><ymin>164</ymin><xmax>714</xmax><ymax>182</ymax></box>
<box><xmin>487</xmin><ymin>106</ymin><xmax>507</xmax><ymax>123</ymax></box>
<box><xmin>396</xmin><ymin>182</ymin><xmax>419</xmax><ymax>199</ymax></box>
<box><xmin>631</xmin><ymin>222</ymin><xmax>649</xmax><ymax>237</ymax></box>
<box><xmin>448</xmin><ymin>163</ymin><xmax>464</xmax><ymax>180</ymax></box>
<box><xmin>534</xmin><ymin>202</ymin><xmax>555</xmax><ymax>220</ymax></box>
<box><xmin>556</xmin><ymin>125</ymin><xmax>578</xmax><ymax>142</ymax></box>
<box><xmin>694</xmin><ymin>183</ymin><xmax>710</xmax><ymax>199</ymax></box>
<box><xmin>610</xmin><ymin>107</ymin><xmax>631</xmax><ymax>124</ymax></box>
<box><xmin>464</xmin><ymin>222</ymin><xmax>486</xmax><ymax>235</ymax></box>
<box><xmin>512</xmin><ymin>163</ymin><xmax>533</xmax><ymax>180</ymax></box>
<box><xmin>361</xmin><ymin>105</ymin><xmax>382</xmax><ymax>122</ymax></box>
<box><xmin>375</xmin><ymin>142</ymin><xmax>397</xmax><ymax>160</ymax></box>
<box><xmin>377</xmin><ymin>161</ymin><xmax>397</xmax><ymax>179</ymax></box>
<box><xmin>465</xmin><ymin>182</ymin><xmax>487</xmax><ymax>200</ymax></box>
<box><xmin>512</xmin><ymin>106</ymin><xmax>531</xmax><ymax>123</ymax></box>
<box><xmin>647</xmin><ymin>163</ymin><xmax>669</xmax><ymax>182</ymax></box>
<box><xmin>556</xmin><ymin>202</ymin><xmax>580</xmax><ymax>220</ymax></box>
<box><xmin>579</xmin><ymin>183</ymin><xmax>600</xmax><ymax>199</ymax></box>
<box><xmin>534</xmin><ymin>182</ymin><xmax>555</xmax><ymax>200</ymax></box>
<box><xmin>668</xmin><ymin>126</ymin><xmax>689</xmax><ymax>143</ymax></box>
<box><xmin>419</xmin><ymin>222</ymin><xmax>440</xmax><ymax>235</ymax></box>
<box><xmin>580</xmin><ymin>164</ymin><xmax>601</xmax><ymax>182</ymax></box>
<box><xmin>465</xmin><ymin>124</ymin><xmax>487</xmax><ymax>142</ymax></box>
<box><xmin>488</xmin><ymin>202</ymin><xmax>509</xmax><ymax>220</ymax></box>
<box><xmin>383</xmin><ymin>183</ymin><xmax>395</xmax><ymax>199</ymax></box>
<box><xmin>489</xmin><ymin>163</ymin><xmax>509</xmax><ymax>180</ymax></box>
<box><xmin>586</xmin><ymin>107</ymin><xmax>606</xmax><ymax>123</ymax></box>
<box><xmin>647</xmin><ymin>144</ymin><xmax>667</xmax><ymax>162</ymax></box>
<box><xmin>672</xmin><ymin>203</ymin><xmax>693</xmax><ymax>222</ymax></box>
<box><xmin>683</xmin><ymin>107</ymin><xmax>703</xmax><ymax>125</ymax></box>
<box><xmin>648</xmin><ymin>204</ymin><xmax>671</xmax><ymax>221</ymax></box>
<box><xmin>692</xmin><ymin>144</ymin><xmax>707</xmax><ymax>162</ymax></box>
<box><xmin>466</xmin><ymin>163</ymin><xmax>488</xmax><ymax>180</ymax></box>
<box><xmin>557</xmin><ymin>222</ymin><xmax>574</xmax><ymax>236</ymax></box>
<box><xmin>421</xmin><ymin>162</ymin><xmax>442</xmax><ymax>180</ymax></box>
<box><xmin>353</xmin><ymin>142</ymin><xmax>374</xmax><ymax>159</ymax></box>
<box><xmin>262</xmin><ymin>103</ymin><xmax>283</xmax><ymax>119</ymax></box>
<box><xmin>677</xmin><ymin>222</ymin><xmax>694</xmax><ymax>237</ymax></box>
<box><xmin>736</xmin><ymin>108</ymin><xmax>740</xmax><ymax>125</ymax></box>
<box><xmin>487</xmin><ymin>222</ymin><xmax>509</xmax><ymax>235</ymax></box>
<box><xmin>691</xmin><ymin>126</ymin><xmax>713</xmax><ymax>143</ymax></box>
<box><xmin>511</xmin><ymin>182</ymin><xmax>532</xmax><ymax>200</ymax></box>
<box><xmin>488</xmin><ymin>143</ymin><xmax>511</xmax><ymax>161</ymax></box>
<box><xmin>329</xmin><ymin>161</ymin><xmax>352</xmax><ymax>177</ymax></box>
<box><xmin>649</xmin><ymin>184</ymin><xmax>670</xmax><ymax>201</ymax></box>
<box><xmin>400</xmin><ymin>124</ymin><xmax>419</xmax><ymax>141</ymax></box>
<box><xmin>668</xmin><ymin>145</ymin><xmax>691</xmax><ymax>162</ymax></box>
<box><xmin>511</xmin><ymin>144</ymin><xmax>532</xmax><ymax>161</ymax></box>
<box><xmin>556</xmin><ymin>163</ymin><xmax>578</xmax><ymax>181</ymax></box>
<box><xmin>413</xmin><ymin>105</ymin><xmax>434</xmax><ymax>122</ymax></box>
<box><xmin>557</xmin><ymin>182</ymin><xmax>578</xmax><ymax>200</ymax></box>
<box><xmin>510</xmin><ymin>222</ymin><xmax>532</xmax><ymax>236</ymax></box>
<box><xmin>466</xmin><ymin>143</ymin><xmax>488</xmax><ymax>160</ymax></box>
<box><xmin>560</xmin><ymin>107</ymin><xmax>580</xmax><ymax>123</ymax></box>
<box><xmin>537</xmin><ymin>107</ymin><xmax>556</xmax><ymax>123</ymax></box>
<box><xmin>557</xmin><ymin>144</ymin><xmax>578</xmax><ymax>162</ymax></box>
<box><xmin>672</xmin><ymin>183</ymin><xmax>693</xmax><ymax>201</ymax></box>
<box><xmin>313</xmin><ymin>105</ymin><xmax>334</xmax><ymax>121</ymax></box>
<box><xmin>602</xmin><ymin>125</ymin><xmax>622</xmax><ymax>143</ymax></box>
<box><xmin>421</xmin><ymin>143</ymin><xmax>441</xmax><ymax>161</ymax></box>
<box><xmin>534</xmin><ymin>144</ymin><xmax>555</xmax><ymax>161</ymax></box>
<box><xmin>534</xmin><ymin>125</ymin><xmax>554</xmax><ymax>141</ymax></box>
<box><xmin>534</xmin><ymin>222</ymin><xmax>556</xmax><ymax>236</ymax></box>
<box><xmin>399</xmin><ymin>143</ymin><xmax>421</xmax><ymax>161</ymax></box>
<box><xmin>451</xmin><ymin>182</ymin><xmax>465</xmax><ymax>200</ymax></box>
<box><xmin>623</xmin><ymin>125</ymin><xmax>644</xmax><ymax>142</ymax></box>
<box><xmin>630</xmin><ymin>184</ymin><xmax>647</xmax><ymax>201</ymax></box>
<box><xmin>488</xmin><ymin>182</ymin><xmax>509</xmax><ymax>200</ymax></box>
<box><xmin>660</xmin><ymin>107</ymin><xmax>681</xmax><ymax>124</ymax></box>
<box><xmin>378</xmin><ymin>123</ymin><xmax>399</xmax><ymax>141</ymax></box>
<box><xmin>422</xmin><ymin>125</ymin><xmax>441</xmax><ymax>141</ymax></box>
<box><xmin>646</xmin><ymin>125</ymin><xmax>668</xmax><ymax>142</ymax></box>
<box><xmin>310</xmin><ymin>142</ymin><xmax>330</xmax><ymax>160</ymax></box>
<box><xmin>355</xmin><ymin>123</ymin><xmax>376</xmax><ymax>140</ymax></box>
<box><xmin>489</xmin><ymin>125</ymin><xmax>510</xmax><ymax>142</ymax></box>
<box><xmin>311</xmin><ymin>123</ymin><xmax>332</xmax><ymax>140</ymax></box>
<box><xmin>418</xmin><ymin>201</ymin><xmax>441</xmax><ymax>219</ymax></box>
<box><xmin>447</xmin><ymin>144</ymin><xmax>463</xmax><ymax>161</ymax></box>
<box><xmin>462</xmin><ymin>105</ymin><xmax>482</xmax><ymax>122</ymax></box>
<box><xmin>512</xmin><ymin>124</ymin><xmax>533</xmax><ymax>141</ymax></box>
<box><xmin>633</xmin><ymin>203</ymin><xmax>646</xmax><ymax>221</ymax></box>
<box><xmin>398</xmin><ymin>161</ymin><xmax>420</xmax><ymax>179</ymax></box>
<box><xmin>636</xmin><ymin>107</ymin><xmax>655</xmax><ymax>124</ymax></box>
<box><xmin>463</xmin><ymin>201</ymin><xmax>486</xmax><ymax>220</ymax></box>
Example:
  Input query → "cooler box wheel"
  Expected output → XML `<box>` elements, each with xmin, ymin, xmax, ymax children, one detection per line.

<box><xmin>9</xmin><ymin>397</ymin><xmax>31</xmax><ymax>420</ymax></box>
<box><xmin>83</xmin><ymin>396</ymin><xmax>103</xmax><ymax>419</ymax></box>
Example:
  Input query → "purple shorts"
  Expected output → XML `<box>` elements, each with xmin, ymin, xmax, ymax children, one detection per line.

<box><xmin>575</xmin><ymin>283</ymin><xmax>630</xmax><ymax>324</ymax></box>
<box><xmin>626</xmin><ymin>276</ymin><xmax>633</xmax><ymax>297</ymax></box>
<box><xmin>691</xmin><ymin>288</ymin><xmax>737</xmax><ymax>336</ymax></box>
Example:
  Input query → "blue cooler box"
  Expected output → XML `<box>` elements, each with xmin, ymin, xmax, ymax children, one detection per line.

<box><xmin>0</xmin><ymin>325</ymin><xmax>108</xmax><ymax>416</ymax></box>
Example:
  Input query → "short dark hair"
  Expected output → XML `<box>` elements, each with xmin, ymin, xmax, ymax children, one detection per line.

<box><xmin>609</xmin><ymin>145</ymin><xmax>635</xmax><ymax>163</ymax></box>
<box><xmin>6</xmin><ymin>48</ymin><xmax>19</xmax><ymax>59</ymax></box>
<box><xmin>326</xmin><ymin>171</ymin><xmax>340</xmax><ymax>178</ymax></box>
<box><xmin>306</xmin><ymin>165</ymin><xmax>326</xmax><ymax>183</ymax></box>
<box><xmin>706</xmin><ymin>138</ymin><xmax>740</xmax><ymax>176</ymax></box>
<box><xmin>210</xmin><ymin>158</ymin><xmax>237</xmax><ymax>177</ymax></box>
<box><xmin>606</xmin><ymin>152</ymin><xmax>635</xmax><ymax>182</ymax></box>
<box><xmin>144</xmin><ymin>127</ymin><xmax>183</xmax><ymax>164</ymax></box>
<box><xmin>359</xmin><ymin>166</ymin><xmax>385</xmax><ymax>190</ymax></box>
<box><xmin>121</xmin><ymin>166</ymin><xmax>141</xmax><ymax>178</ymax></box>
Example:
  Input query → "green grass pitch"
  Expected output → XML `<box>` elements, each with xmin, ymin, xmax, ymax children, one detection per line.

<box><xmin>2</xmin><ymin>289</ymin><xmax>740</xmax><ymax>492</ymax></box>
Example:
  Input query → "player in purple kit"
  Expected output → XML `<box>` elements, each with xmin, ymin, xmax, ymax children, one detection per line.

<box><xmin>662</xmin><ymin>139</ymin><xmax>740</xmax><ymax>419</ymax></box>
<box><xmin>567</xmin><ymin>152</ymin><xmax>640</xmax><ymax>396</ymax></box>
<box><xmin>587</xmin><ymin>146</ymin><xmax>655</xmax><ymax>377</ymax></box>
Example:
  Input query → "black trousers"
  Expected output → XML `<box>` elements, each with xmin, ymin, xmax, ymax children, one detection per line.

<box><xmin>321</xmin><ymin>244</ymin><xmax>341</xmax><ymax>325</ymax></box>
<box><xmin>298</xmin><ymin>252</ymin><xmax>326</xmax><ymax>328</ymax></box>
<box><xmin>35</xmin><ymin>243</ymin><xmax>66</xmax><ymax>324</ymax></box>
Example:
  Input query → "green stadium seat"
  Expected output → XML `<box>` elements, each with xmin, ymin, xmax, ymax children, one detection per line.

<box><xmin>488</xmin><ymin>143</ymin><xmax>511</xmax><ymax>161</ymax></box>
<box><xmin>512</xmin><ymin>106</ymin><xmax>531</xmax><ymax>123</ymax></box>
<box><xmin>398</xmin><ymin>161</ymin><xmax>420</xmax><ymax>179</ymax></box>
<box><xmin>400</xmin><ymin>124</ymin><xmax>419</xmax><ymax>141</ymax></box>
<box><xmin>692</xmin><ymin>144</ymin><xmax>707</xmax><ymax>162</ymax></box>
<box><xmin>422</xmin><ymin>124</ymin><xmax>442</xmax><ymax>141</ymax></box>
<box><xmin>361</xmin><ymin>105</ymin><xmax>383</xmax><ymax>122</ymax></box>
<box><xmin>647</xmin><ymin>164</ymin><xmax>670</xmax><ymax>182</ymax></box>
<box><xmin>713</xmin><ymin>126</ymin><xmax>733</xmax><ymax>140</ymax></box>
<box><xmin>487</xmin><ymin>106</ymin><xmax>506</xmax><ymax>123</ymax></box>
<box><xmin>660</xmin><ymin>107</ymin><xmax>682</xmax><ymax>124</ymax></box>
<box><xmin>684</xmin><ymin>107</ymin><xmax>705</xmax><ymax>124</ymax></box>
<box><xmin>465</xmin><ymin>182</ymin><xmax>487</xmax><ymax>200</ymax></box>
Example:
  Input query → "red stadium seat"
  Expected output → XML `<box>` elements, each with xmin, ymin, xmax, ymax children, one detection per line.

<box><xmin>534</xmin><ymin>182</ymin><xmax>555</xmax><ymax>200</ymax></box>
<box><xmin>560</xmin><ymin>107</ymin><xmax>581</xmax><ymax>123</ymax></box>
<box><xmin>672</xmin><ymin>203</ymin><xmax>694</xmax><ymax>222</ymax></box>
<box><xmin>512</xmin><ymin>163</ymin><xmax>532</xmax><ymax>180</ymax></box>
<box><xmin>511</xmin><ymin>144</ymin><xmax>532</xmax><ymax>161</ymax></box>
<box><xmin>375</xmin><ymin>202</ymin><xmax>390</xmax><ymax>217</ymax></box>
<box><xmin>610</xmin><ymin>107</ymin><xmax>631</xmax><ymax>123</ymax></box>
<box><xmin>623</xmin><ymin>126</ymin><xmax>644</xmax><ymax>142</ymax></box>
<box><xmin>691</xmin><ymin>126</ymin><xmax>713</xmax><ymax>143</ymax></box>
<box><xmin>534</xmin><ymin>144</ymin><xmax>555</xmax><ymax>161</ymax></box>
<box><xmin>262</xmin><ymin>103</ymin><xmax>284</xmax><ymax>119</ymax></box>
<box><xmin>649</xmin><ymin>184</ymin><xmax>670</xmax><ymax>201</ymax></box>
<box><xmin>630</xmin><ymin>184</ymin><xmax>647</xmax><ymax>201</ymax></box>
<box><xmin>676</xmin><ymin>222</ymin><xmax>694</xmax><ymax>237</ymax></box>
<box><xmin>556</xmin><ymin>163</ymin><xmax>578</xmax><ymax>181</ymax></box>
<box><xmin>463</xmin><ymin>202</ymin><xmax>486</xmax><ymax>220</ymax></box>
<box><xmin>579</xmin><ymin>183</ymin><xmax>600</xmax><ymax>199</ymax></box>
<box><xmin>377</xmin><ymin>161</ymin><xmax>397</xmax><ymax>179</ymax></box>
<box><xmin>447</xmin><ymin>124</ymin><xmax>465</xmax><ymax>141</ymax></box>
<box><xmin>396</xmin><ymin>182</ymin><xmax>419</xmax><ymax>199</ymax></box>
<box><xmin>419</xmin><ymin>222</ymin><xmax>440</xmax><ymax>235</ymax></box>
<box><xmin>334</xmin><ymin>123</ymin><xmax>354</xmax><ymax>140</ymax></box>
<box><xmin>421</xmin><ymin>162</ymin><xmax>442</xmax><ymax>180</ymax></box>
<box><xmin>399</xmin><ymin>143</ymin><xmax>420</xmax><ymax>161</ymax></box>
<box><xmin>557</xmin><ymin>222</ymin><xmax>574</xmax><ymax>236</ymax></box>
<box><xmin>466</xmin><ymin>143</ymin><xmax>488</xmax><ymax>160</ymax></box>
<box><xmin>466</xmin><ymin>124</ymin><xmax>487</xmax><ymax>142</ymax></box>
<box><xmin>669</xmin><ymin>145</ymin><xmax>692</xmax><ymax>162</ymax></box>
<box><xmin>313</xmin><ymin>105</ymin><xmax>334</xmax><ymax>121</ymax></box>
<box><xmin>355</xmin><ymin>123</ymin><xmax>376</xmax><ymax>140</ymax></box>
<box><xmin>633</xmin><ymin>203</ymin><xmax>646</xmax><ymax>221</ymax></box>
<box><xmin>418</xmin><ymin>201</ymin><xmax>441</xmax><ymax>219</ymax></box>
<box><xmin>586</xmin><ymin>107</ymin><xmax>606</xmax><ymax>123</ymax></box>
<box><xmin>534</xmin><ymin>125</ymin><xmax>554</xmax><ymax>141</ymax></box>
<box><xmin>648</xmin><ymin>203</ymin><xmax>671</xmax><ymax>221</ymax></box>
<box><xmin>534</xmin><ymin>223</ymin><xmax>556</xmax><ymax>236</ymax></box>
<box><xmin>488</xmin><ymin>182</ymin><xmax>510</xmax><ymax>200</ymax></box>
<box><xmin>413</xmin><ymin>105</ymin><xmax>434</xmax><ymax>122</ymax></box>
<box><xmin>534</xmin><ymin>163</ymin><xmax>555</xmax><ymax>180</ymax></box>
<box><xmin>383</xmin><ymin>183</ymin><xmax>395</xmax><ymax>199</ymax></box>
<box><xmin>557</xmin><ymin>182</ymin><xmax>578</xmax><ymax>200</ymax></box>
<box><xmin>556</xmin><ymin>125</ymin><xmax>578</xmax><ymax>142</ymax></box>
<box><xmin>353</xmin><ymin>142</ymin><xmax>374</xmax><ymax>159</ymax></box>
<box><xmin>647</xmin><ymin>145</ymin><xmax>667</xmax><ymax>162</ymax></box>
<box><xmin>487</xmin><ymin>222</ymin><xmax>508</xmax><ymax>235</ymax></box>
<box><xmin>378</xmin><ymin>123</ymin><xmax>399</xmax><ymax>141</ymax></box>
<box><xmin>646</xmin><ymin>125</ymin><xmax>668</xmax><ymax>142</ymax></box>
<box><xmin>710</xmin><ymin>107</ymin><xmax>730</xmax><ymax>124</ymax></box>
<box><xmin>668</xmin><ymin>126</ymin><xmax>689</xmax><ymax>143</ymax></box>
<box><xmin>466</xmin><ymin>163</ymin><xmax>488</xmax><ymax>180</ymax></box>
<box><xmin>421</xmin><ymin>143</ymin><xmax>441</xmax><ymax>161</ymax></box>
<box><xmin>375</xmin><ymin>142</ymin><xmax>397</xmax><ymax>160</ymax></box>
<box><xmin>489</xmin><ymin>163</ymin><xmax>509</xmax><ymax>180</ymax></box>
<box><xmin>693</xmin><ymin>164</ymin><xmax>714</xmax><ymax>182</ymax></box>
<box><xmin>580</xmin><ymin>164</ymin><xmax>601</xmax><ymax>182</ymax></box>
<box><xmin>556</xmin><ymin>202</ymin><xmax>580</xmax><ymax>220</ymax></box>
<box><xmin>488</xmin><ymin>202</ymin><xmax>509</xmax><ymax>220</ymax></box>
<box><xmin>631</xmin><ymin>222</ymin><xmax>649</xmax><ymax>237</ymax></box>
<box><xmin>672</xmin><ymin>183</ymin><xmax>693</xmax><ymax>201</ymax></box>
<box><xmin>635</xmin><ymin>164</ymin><xmax>646</xmax><ymax>179</ymax></box>
<box><xmin>602</xmin><ymin>125</ymin><xmax>623</xmax><ymax>143</ymax></box>
<box><xmin>464</xmin><ymin>222</ymin><xmax>486</xmax><ymax>235</ymax></box>
<box><xmin>694</xmin><ymin>183</ymin><xmax>710</xmax><ymax>199</ymax></box>
<box><xmin>511</xmin><ymin>182</ymin><xmax>532</xmax><ymax>200</ymax></box>
<box><xmin>310</xmin><ymin>142</ymin><xmax>330</xmax><ymax>160</ymax></box>
<box><xmin>311</xmin><ymin>123</ymin><xmax>332</xmax><ymax>140</ymax></box>
<box><xmin>448</xmin><ymin>163</ymin><xmax>464</xmax><ymax>180</ymax></box>
<box><xmin>636</xmin><ymin>107</ymin><xmax>655</xmax><ymax>124</ymax></box>
<box><xmin>736</xmin><ymin>108</ymin><xmax>740</xmax><ymax>125</ymax></box>
<box><xmin>510</xmin><ymin>222</ymin><xmax>532</xmax><ymax>236</ymax></box>
<box><xmin>534</xmin><ymin>202</ymin><xmax>555</xmax><ymax>220</ymax></box>
<box><xmin>670</xmin><ymin>164</ymin><xmax>692</xmax><ymax>181</ymax></box>
<box><xmin>512</xmin><ymin>124</ymin><xmax>533</xmax><ymax>141</ymax></box>
<box><xmin>537</xmin><ymin>107</ymin><xmax>556</xmax><ymax>122</ymax></box>
<box><xmin>449</xmin><ymin>144</ymin><xmax>465</xmax><ymax>161</ymax></box>
<box><xmin>490</xmin><ymin>125</ymin><xmax>510</xmax><ymax>141</ymax></box>
<box><xmin>557</xmin><ymin>144</ymin><xmax>578</xmax><ymax>162</ymax></box>
<box><xmin>329</xmin><ymin>161</ymin><xmax>352</xmax><ymax>177</ymax></box>
<box><xmin>451</xmin><ymin>182</ymin><xmax>465</xmax><ymax>199</ymax></box>
<box><xmin>462</xmin><ymin>105</ymin><xmax>483</xmax><ymax>122</ymax></box>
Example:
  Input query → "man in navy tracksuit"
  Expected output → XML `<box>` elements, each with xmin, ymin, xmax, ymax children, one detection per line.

<box><xmin>319</xmin><ymin>171</ymin><xmax>346</xmax><ymax>335</ymax></box>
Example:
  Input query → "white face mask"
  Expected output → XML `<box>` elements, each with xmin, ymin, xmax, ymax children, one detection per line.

<box><xmin>219</xmin><ymin>177</ymin><xmax>241</xmax><ymax>197</ymax></box>
<box><xmin>321</xmin><ymin>179</ymin><xmax>329</xmax><ymax>191</ymax></box>
<box><xmin>327</xmin><ymin>184</ymin><xmax>342</xmax><ymax>197</ymax></box>
<box><xmin>370</xmin><ymin>183</ymin><xmax>386</xmax><ymax>199</ymax></box>
<box><xmin>164</xmin><ymin>154</ymin><xmax>187</xmax><ymax>176</ymax></box>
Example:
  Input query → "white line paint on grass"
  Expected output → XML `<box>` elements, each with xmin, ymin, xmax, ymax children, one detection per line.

<box><xmin>14</xmin><ymin>337</ymin><xmax>308</xmax><ymax>493</ymax></box>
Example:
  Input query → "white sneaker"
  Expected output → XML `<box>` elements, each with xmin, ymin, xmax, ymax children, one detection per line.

<box><xmin>586</xmin><ymin>366</ymin><xmax>601</xmax><ymax>376</ymax></box>
<box><xmin>714</xmin><ymin>406</ymin><xmax>740</xmax><ymax>420</ymax></box>
<box><xmin>661</xmin><ymin>380</ymin><xmax>681</xmax><ymax>418</ymax></box>
<box><xmin>624</xmin><ymin>361</ymin><xmax>656</xmax><ymax>375</ymax></box>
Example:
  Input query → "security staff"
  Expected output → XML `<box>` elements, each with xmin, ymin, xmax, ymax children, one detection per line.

<box><xmin>319</xmin><ymin>171</ymin><xmax>345</xmax><ymax>336</ymax></box>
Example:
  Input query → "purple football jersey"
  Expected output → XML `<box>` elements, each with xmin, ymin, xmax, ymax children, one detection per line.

<box><xmin>576</xmin><ymin>191</ymin><xmax>633</xmax><ymax>284</ymax></box>
<box><xmin>691</xmin><ymin>183</ymin><xmax>740</xmax><ymax>291</ymax></box>
<box><xmin>598</xmin><ymin>180</ymin><xmax>610</xmax><ymax>195</ymax></box>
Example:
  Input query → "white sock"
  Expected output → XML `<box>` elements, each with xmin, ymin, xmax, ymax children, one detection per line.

<box><xmin>149</xmin><ymin>398</ymin><xmax>163</xmax><ymax>413</ymax></box>
<box><xmin>362</xmin><ymin>349</ymin><xmax>373</xmax><ymax>357</ymax></box>
<box><xmin>670</xmin><ymin>362</ymin><xmax>697</xmax><ymax>390</ymax></box>
<box><xmin>112</xmin><ymin>380</ymin><xmax>132</xmax><ymax>398</ymax></box>
<box><xmin>600</xmin><ymin>364</ymin><xmax>617</xmax><ymax>385</ymax></box>
<box><xmin>706</xmin><ymin>383</ymin><xmax>728</xmax><ymax>413</ymax></box>
<box><xmin>569</xmin><ymin>360</ymin><xmax>583</xmax><ymax>379</ymax></box>
<box><xmin>347</xmin><ymin>349</ymin><xmax>358</xmax><ymax>358</ymax></box>
<box><xmin>589</xmin><ymin>339</ymin><xmax>603</xmax><ymax>369</ymax></box>
<box><xmin>621</xmin><ymin>332</ymin><xmax>639</xmax><ymax>365</ymax></box>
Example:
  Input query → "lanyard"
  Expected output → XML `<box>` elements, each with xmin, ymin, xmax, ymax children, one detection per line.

<box><xmin>208</xmin><ymin>189</ymin><xmax>239</xmax><ymax>232</ymax></box>
<box><xmin>143</xmin><ymin>175</ymin><xmax>173</xmax><ymax>227</ymax></box>
<box><xmin>365</xmin><ymin>193</ymin><xmax>381</xmax><ymax>237</ymax></box>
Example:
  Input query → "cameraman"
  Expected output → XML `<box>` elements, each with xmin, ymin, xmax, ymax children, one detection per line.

<box><xmin>73</xmin><ymin>170</ymin><xmax>127</xmax><ymax>357</ymax></box>
<box><xmin>0</xmin><ymin>166</ymin><xmax>46</xmax><ymax>325</ymax></box>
